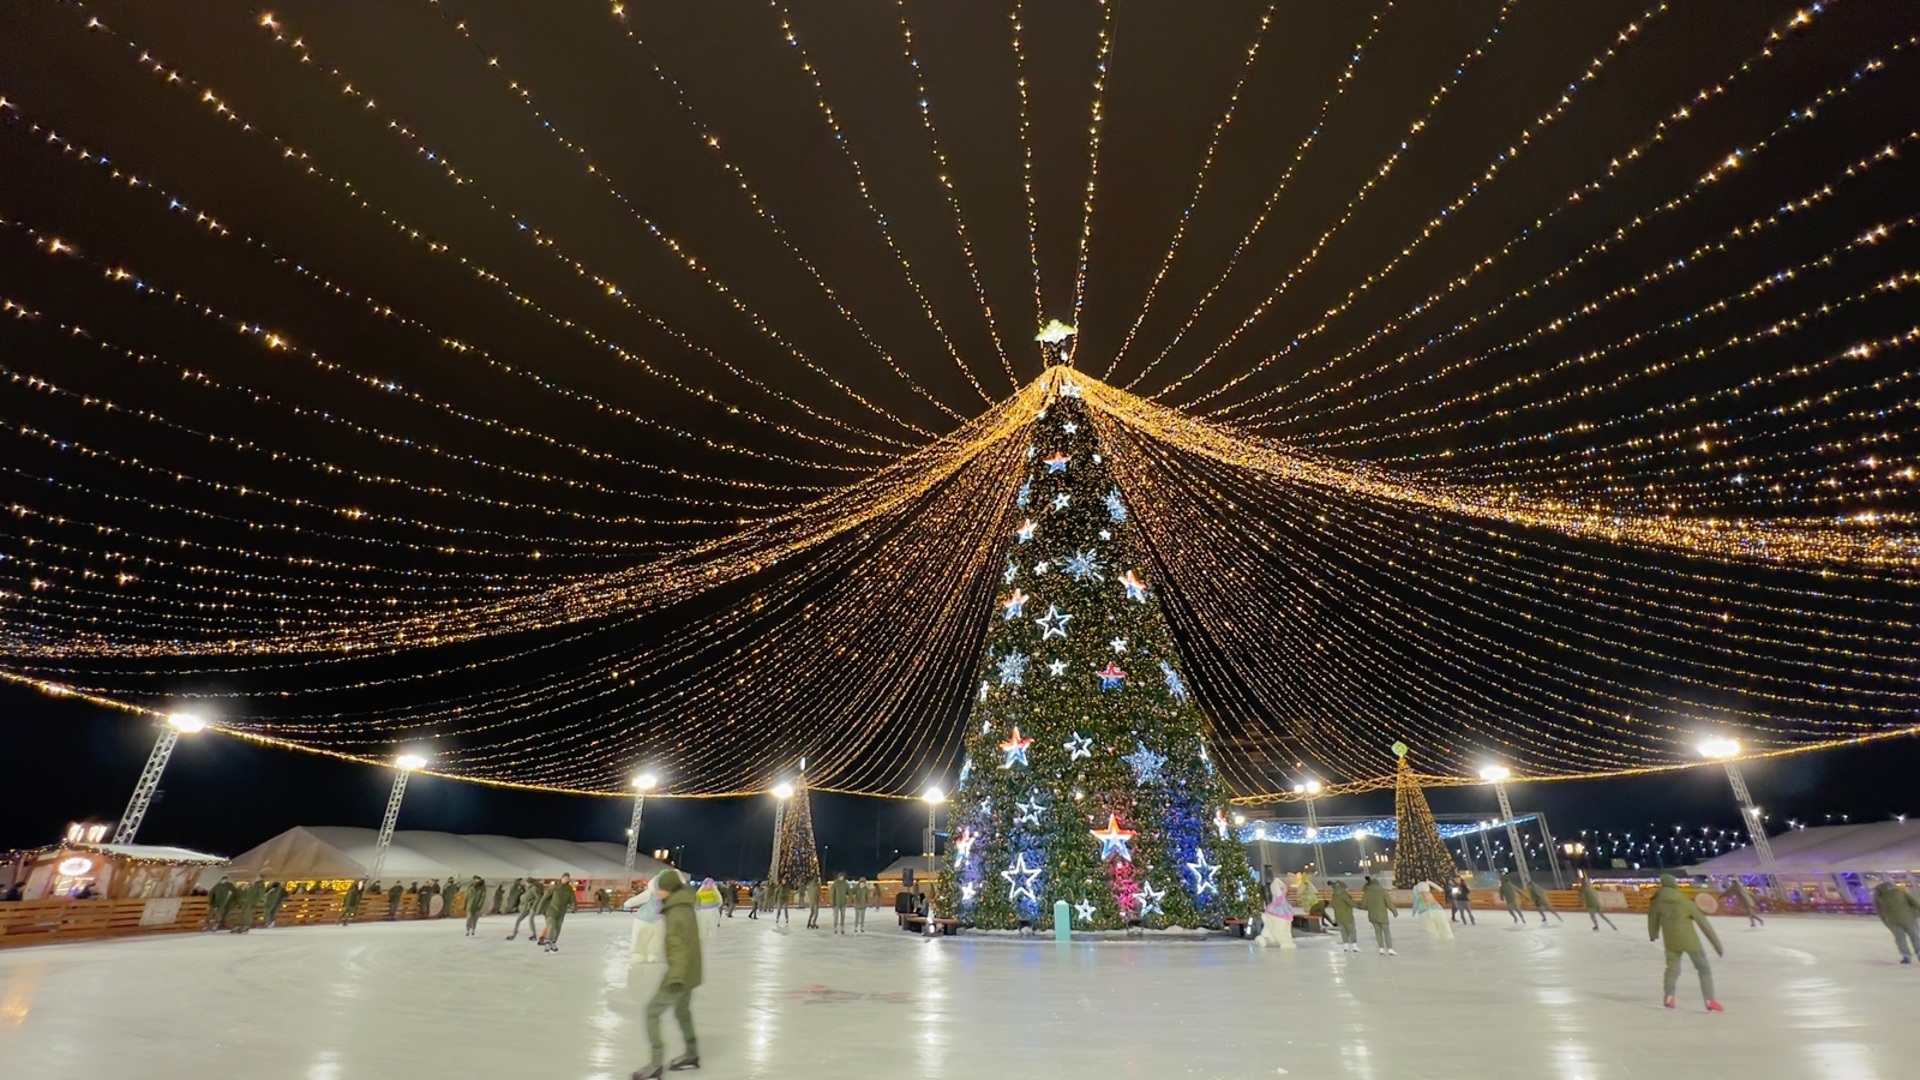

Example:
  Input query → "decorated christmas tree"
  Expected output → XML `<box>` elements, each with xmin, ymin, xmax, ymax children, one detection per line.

<box><xmin>935</xmin><ymin>373</ymin><xmax>1256</xmax><ymax>931</ymax></box>
<box><xmin>1390</xmin><ymin>742</ymin><xmax>1461</xmax><ymax>888</ymax></box>
<box><xmin>769</xmin><ymin>777</ymin><xmax>821</xmax><ymax>890</ymax></box>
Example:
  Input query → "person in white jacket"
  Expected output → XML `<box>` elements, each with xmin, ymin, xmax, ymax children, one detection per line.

<box><xmin>625</xmin><ymin>877</ymin><xmax>665</xmax><ymax>965</ymax></box>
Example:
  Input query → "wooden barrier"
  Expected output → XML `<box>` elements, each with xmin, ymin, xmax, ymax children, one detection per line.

<box><xmin>0</xmin><ymin>896</ymin><xmax>208</xmax><ymax>947</ymax></box>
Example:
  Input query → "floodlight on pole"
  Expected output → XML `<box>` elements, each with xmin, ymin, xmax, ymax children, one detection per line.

<box><xmin>624</xmin><ymin>771</ymin><xmax>661</xmax><ymax>872</ymax></box>
<box><xmin>1698</xmin><ymin>736</ymin><xmax>1778</xmax><ymax>893</ymax></box>
<box><xmin>1478</xmin><ymin>764</ymin><xmax>1530</xmax><ymax>888</ymax></box>
<box><xmin>1293</xmin><ymin>778</ymin><xmax>1327</xmax><ymax>874</ymax></box>
<box><xmin>367</xmin><ymin>751</ymin><xmax>427</xmax><ymax>885</ymax></box>
<box><xmin>922</xmin><ymin>785</ymin><xmax>946</xmax><ymax>866</ymax></box>
<box><xmin>113</xmin><ymin>711</ymin><xmax>210</xmax><ymax>844</ymax></box>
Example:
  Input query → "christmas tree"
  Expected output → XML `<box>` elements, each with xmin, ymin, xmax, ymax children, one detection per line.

<box><xmin>769</xmin><ymin>777</ymin><xmax>821</xmax><ymax>889</ymax></box>
<box><xmin>935</xmin><ymin>373</ymin><xmax>1256</xmax><ymax>931</ymax></box>
<box><xmin>1390</xmin><ymin>742</ymin><xmax>1460</xmax><ymax>888</ymax></box>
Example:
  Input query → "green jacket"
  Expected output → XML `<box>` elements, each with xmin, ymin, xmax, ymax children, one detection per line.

<box><xmin>1647</xmin><ymin>881</ymin><xmax>1723</xmax><ymax>955</ymax></box>
<box><xmin>831</xmin><ymin>878</ymin><xmax>850</xmax><ymax>906</ymax></box>
<box><xmin>660</xmin><ymin>881</ymin><xmax>704</xmax><ymax>990</ymax></box>
<box><xmin>806</xmin><ymin>879</ymin><xmax>822</xmax><ymax>912</ymax></box>
<box><xmin>507</xmin><ymin>881</ymin><xmax>525</xmax><ymax>910</ymax></box>
<box><xmin>387</xmin><ymin>884</ymin><xmax>403</xmax><ymax>905</ymax></box>
<box><xmin>1499</xmin><ymin>874</ymin><xmax>1522</xmax><ymax>906</ymax></box>
<box><xmin>209</xmin><ymin>881</ymin><xmax>235</xmax><ymax>911</ymax></box>
<box><xmin>344</xmin><ymin>884</ymin><xmax>363</xmax><ymax>908</ymax></box>
<box><xmin>853</xmin><ymin>880</ymin><xmax>872</xmax><ymax>905</ymax></box>
<box><xmin>1328</xmin><ymin>882</ymin><xmax>1354</xmax><ymax>919</ymax></box>
<box><xmin>544</xmin><ymin>884</ymin><xmax>576</xmax><ymax>918</ymax></box>
<box><xmin>1873</xmin><ymin>883</ymin><xmax>1920</xmax><ymax>929</ymax></box>
<box><xmin>466</xmin><ymin>879</ymin><xmax>487</xmax><ymax>907</ymax></box>
<box><xmin>1728</xmin><ymin>881</ymin><xmax>1759</xmax><ymax>913</ymax></box>
<box><xmin>1526</xmin><ymin>881</ymin><xmax>1552</xmax><ymax>909</ymax></box>
<box><xmin>1362</xmin><ymin>880</ymin><xmax>1396</xmax><ymax>923</ymax></box>
<box><xmin>1578</xmin><ymin>880</ymin><xmax>1602</xmax><ymax>913</ymax></box>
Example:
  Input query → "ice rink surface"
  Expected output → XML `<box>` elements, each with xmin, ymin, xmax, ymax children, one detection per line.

<box><xmin>2</xmin><ymin>909</ymin><xmax>1916</xmax><ymax>1078</ymax></box>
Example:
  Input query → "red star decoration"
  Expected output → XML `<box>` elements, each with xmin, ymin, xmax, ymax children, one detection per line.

<box><xmin>1095</xmin><ymin>661</ymin><xmax>1128</xmax><ymax>688</ymax></box>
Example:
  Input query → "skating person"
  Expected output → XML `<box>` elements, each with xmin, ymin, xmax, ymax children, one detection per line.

<box><xmin>1726</xmin><ymin>879</ymin><xmax>1764</xmax><ymax>927</ymax></box>
<box><xmin>831</xmin><ymin>873</ymin><xmax>850</xmax><ymax>934</ymax></box>
<box><xmin>747</xmin><ymin>881</ymin><xmax>761</xmax><ymax>920</ymax></box>
<box><xmin>853</xmin><ymin>878</ymin><xmax>871</xmax><ymax>932</ymax></box>
<box><xmin>404</xmin><ymin>882</ymin><xmax>420</xmax><ymax>919</ymax></box>
<box><xmin>542</xmin><ymin>874</ymin><xmax>577</xmax><ymax>952</ymax></box>
<box><xmin>492</xmin><ymin>881</ymin><xmax>506</xmax><ymax>916</ymax></box>
<box><xmin>262</xmin><ymin>881</ymin><xmax>286</xmax><ymax>928</ymax></box>
<box><xmin>1362</xmin><ymin>876</ymin><xmax>1397</xmax><ymax>955</ymax></box>
<box><xmin>204</xmin><ymin>876</ymin><xmax>236</xmax><ymax>931</ymax></box>
<box><xmin>231</xmin><ymin>877</ymin><xmax>265</xmax><ymax>934</ymax></box>
<box><xmin>1411</xmin><ymin>880</ymin><xmax>1452</xmax><ymax>940</ymax></box>
<box><xmin>509</xmin><ymin>880</ymin><xmax>544</xmax><ymax>941</ymax></box>
<box><xmin>721</xmin><ymin>880</ymin><xmax>736</xmax><ymax>919</ymax></box>
<box><xmin>1450</xmin><ymin>878</ymin><xmax>1476</xmax><ymax>925</ymax></box>
<box><xmin>463</xmin><ymin>876</ymin><xmax>487</xmax><ymax>936</ymax></box>
<box><xmin>1328</xmin><ymin>880</ymin><xmax>1359</xmax><ymax>952</ymax></box>
<box><xmin>1498</xmin><ymin>872</ymin><xmax>1525</xmax><ymax>923</ymax></box>
<box><xmin>1648</xmin><ymin>873</ymin><xmax>1724</xmax><ymax>1011</ymax></box>
<box><xmin>341</xmin><ymin>880</ymin><xmax>365</xmax><ymax>925</ymax></box>
<box><xmin>1871</xmin><ymin>881</ymin><xmax>1920</xmax><ymax>963</ymax></box>
<box><xmin>443</xmin><ymin>876</ymin><xmax>460</xmax><ymax>918</ymax></box>
<box><xmin>506</xmin><ymin>878</ymin><xmax>526</xmax><ymax>917</ymax></box>
<box><xmin>1526</xmin><ymin>878</ymin><xmax>1564</xmax><ymax>924</ymax></box>
<box><xmin>771</xmin><ymin>878</ymin><xmax>790</xmax><ymax>927</ymax></box>
<box><xmin>1579</xmin><ymin>875</ymin><xmax>1618</xmax><ymax>931</ymax></box>
<box><xmin>387</xmin><ymin>881</ymin><xmax>404</xmax><ymax>920</ymax></box>
<box><xmin>630</xmin><ymin>870</ymin><xmax>702</xmax><ymax>1079</ymax></box>
<box><xmin>804</xmin><ymin>876</ymin><xmax>822</xmax><ymax>930</ymax></box>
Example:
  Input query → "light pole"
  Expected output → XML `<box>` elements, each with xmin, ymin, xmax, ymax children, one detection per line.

<box><xmin>922</xmin><ymin>786</ymin><xmax>946</xmax><ymax>876</ymax></box>
<box><xmin>112</xmin><ymin>712</ymin><xmax>207</xmax><ymax>844</ymax></box>
<box><xmin>1293</xmin><ymin>779</ymin><xmax>1327</xmax><ymax>876</ymax></box>
<box><xmin>625</xmin><ymin>771</ymin><xmax>659</xmax><ymax>873</ymax></box>
<box><xmin>367</xmin><ymin>753</ymin><xmax>427</xmax><ymax>885</ymax></box>
<box><xmin>1479</xmin><ymin>765</ymin><xmax>1530</xmax><ymax>889</ymax></box>
<box><xmin>1699</xmin><ymin>738</ymin><xmax>1778</xmax><ymax>894</ymax></box>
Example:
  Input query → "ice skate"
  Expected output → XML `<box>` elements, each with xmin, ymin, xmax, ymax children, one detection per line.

<box><xmin>1663</xmin><ymin>996</ymin><xmax>1676</xmax><ymax>1009</ymax></box>
<box><xmin>668</xmin><ymin>1055</ymin><xmax>700</xmax><ymax>1071</ymax></box>
<box><xmin>1386</xmin><ymin>949</ymin><xmax>1397</xmax><ymax>956</ymax></box>
<box><xmin>1705</xmin><ymin>1000</ymin><xmax>1724</xmax><ymax>1012</ymax></box>
<box><xmin>631</xmin><ymin>1068</ymin><xmax>664</xmax><ymax>1080</ymax></box>
<box><xmin>1377</xmin><ymin>947</ymin><xmax>1386</xmax><ymax>955</ymax></box>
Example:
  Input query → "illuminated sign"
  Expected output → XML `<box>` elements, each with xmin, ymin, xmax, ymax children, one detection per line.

<box><xmin>57</xmin><ymin>857</ymin><xmax>95</xmax><ymax>877</ymax></box>
<box><xmin>65</xmin><ymin>822</ymin><xmax>111</xmax><ymax>844</ymax></box>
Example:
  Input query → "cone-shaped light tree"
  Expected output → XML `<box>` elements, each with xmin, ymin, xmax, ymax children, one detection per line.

<box><xmin>1390</xmin><ymin>742</ymin><xmax>1461</xmax><ymax>888</ymax></box>
<box><xmin>770</xmin><ymin>776</ymin><xmax>822</xmax><ymax>889</ymax></box>
<box><xmin>935</xmin><ymin>375</ymin><xmax>1256</xmax><ymax>930</ymax></box>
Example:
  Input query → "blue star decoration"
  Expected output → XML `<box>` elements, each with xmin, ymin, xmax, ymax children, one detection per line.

<box><xmin>1046</xmin><ymin>658</ymin><xmax>1068</xmax><ymax>677</ymax></box>
<box><xmin>1043</xmin><ymin>452</ymin><xmax>1070</xmax><ymax>473</ymax></box>
<box><xmin>1064</xmin><ymin>549</ymin><xmax>1104</xmax><ymax>582</ymax></box>
<box><xmin>1105</xmin><ymin>488</ymin><xmax>1128</xmax><ymax>522</ymax></box>
<box><xmin>1074</xmin><ymin>898</ymin><xmax>1096</xmax><ymax>925</ymax></box>
<box><xmin>1123</xmin><ymin>740</ymin><xmax>1165</xmax><ymax>781</ymax></box>
<box><xmin>1002</xmin><ymin>853</ymin><xmax>1042</xmax><ymax>902</ymax></box>
<box><xmin>999</xmin><ymin>727</ymin><xmax>1033</xmax><ymax>768</ymax></box>
<box><xmin>995</xmin><ymin>650</ymin><xmax>1029</xmax><ymax>687</ymax></box>
<box><xmin>953</xmin><ymin>828</ymin><xmax>976</xmax><ymax>867</ymax></box>
<box><xmin>1160</xmin><ymin>660</ymin><xmax>1189</xmax><ymax>702</ymax></box>
<box><xmin>958</xmin><ymin>757</ymin><xmax>972</xmax><ymax>785</ymax></box>
<box><xmin>1063</xmin><ymin>732</ymin><xmax>1093</xmax><ymax>761</ymax></box>
<box><xmin>1119</xmin><ymin>569</ymin><xmax>1149</xmax><ymax>602</ymax></box>
<box><xmin>1035</xmin><ymin>605</ymin><xmax>1072</xmax><ymax>640</ymax></box>
<box><xmin>1090</xmin><ymin>814</ymin><xmax>1136</xmax><ymax>862</ymax></box>
<box><xmin>1136</xmin><ymin>880</ymin><xmax>1167</xmax><ymax>916</ymax></box>
<box><xmin>1096</xmin><ymin>662</ymin><xmax>1129</xmax><ymax>691</ymax></box>
<box><xmin>1016</xmin><ymin>480</ymin><xmax>1032</xmax><ymax>509</ymax></box>
<box><xmin>1051</xmin><ymin>492</ymin><xmax>1070</xmax><ymax>510</ymax></box>
<box><xmin>1001</xmin><ymin>588</ymin><xmax>1029</xmax><ymax>620</ymax></box>
<box><xmin>961</xmin><ymin>881</ymin><xmax>977</xmax><ymax>903</ymax></box>
<box><xmin>1014</xmin><ymin>796</ymin><xmax>1045</xmax><ymax>825</ymax></box>
<box><xmin>1015</xmin><ymin>519</ymin><xmax>1038</xmax><ymax>544</ymax></box>
<box><xmin>1186</xmin><ymin>849</ymin><xmax>1219</xmax><ymax>896</ymax></box>
<box><xmin>1003</xmin><ymin>558</ymin><xmax>1018</xmax><ymax>585</ymax></box>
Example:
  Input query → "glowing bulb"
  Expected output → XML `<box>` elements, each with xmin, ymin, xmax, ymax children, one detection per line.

<box><xmin>166</xmin><ymin>712</ymin><xmax>207</xmax><ymax>734</ymax></box>
<box><xmin>395</xmin><ymin>753</ymin><xmax>428</xmax><ymax>771</ymax></box>
<box><xmin>1478</xmin><ymin>765</ymin><xmax>1512</xmax><ymax>783</ymax></box>
<box><xmin>772</xmin><ymin>782</ymin><xmax>795</xmax><ymax>800</ymax></box>
<box><xmin>632</xmin><ymin>772</ymin><xmax>659</xmax><ymax>791</ymax></box>
<box><xmin>1697</xmin><ymin>738</ymin><xmax>1741</xmax><ymax>760</ymax></box>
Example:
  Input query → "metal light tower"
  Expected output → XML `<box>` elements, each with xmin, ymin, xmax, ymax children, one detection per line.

<box><xmin>1699</xmin><ymin>738</ymin><xmax>1778</xmax><ymax>893</ymax></box>
<box><xmin>367</xmin><ymin>753</ymin><xmax>427</xmax><ymax>885</ymax></box>
<box><xmin>922</xmin><ymin>786</ymin><xmax>946</xmax><ymax>875</ymax></box>
<box><xmin>625</xmin><ymin>772</ymin><xmax>659</xmax><ymax>873</ymax></box>
<box><xmin>1479</xmin><ymin>765</ymin><xmax>1530</xmax><ymax>889</ymax></box>
<box><xmin>112</xmin><ymin>712</ymin><xmax>207</xmax><ymax>844</ymax></box>
<box><xmin>1293</xmin><ymin>779</ymin><xmax>1327</xmax><ymax>875</ymax></box>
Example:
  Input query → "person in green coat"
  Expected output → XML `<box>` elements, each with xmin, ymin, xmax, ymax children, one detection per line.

<box><xmin>632</xmin><ymin>869</ymin><xmax>702</xmax><ymax>1079</ymax></box>
<box><xmin>510</xmin><ymin>881</ymin><xmax>544</xmax><ymax>941</ymax></box>
<box><xmin>541</xmin><ymin>874</ymin><xmax>577</xmax><ymax>952</ymax></box>
<box><xmin>1578</xmin><ymin>875</ymin><xmax>1617</xmax><ymax>931</ymax></box>
<box><xmin>492</xmin><ymin>881</ymin><xmax>505</xmax><ymax>916</ymax></box>
<box><xmin>830</xmin><ymin>874</ymin><xmax>851</xmax><ymax>935</ymax></box>
<box><xmin>1871</xmin><ymin>881</ymin><xmax>1920</xmax><ymax>963</ymax></box>
<box><xmin>204</xmin><ymin>877</ymin><xmax>236</xmax><ymax>931</ymax></box>
<box><xmin>1648</xmin><ymin>874</ymin><xmax>1724</xmax><ymax>1011</ymax></box>
<box><xmin>1328</xmin><ymin>880</ymin><xmax>1358</xmax><ymax>952</ymax></box>
<box><xmin>852</xmin><ymin>878</ymin><xmax>872</xmax><ymax>933</ymax></box>
<box><xmin>506</xmin><ymin>878</ymin><xmax>525</xmax><ymax>916</ymax></box>
<box><xmin>1526</xmin><ymin>879</ymin><xmax>1563</xmax><ymax>924</ymax></box>
<box><xmin>1362</xmin><ymin>877</ymin><xmax>1397</xmax><ymax>955</ymax></box>
<box><xmin>231</xmin><ymin>877</ymin><xmax>266</xmax><ymax>934</ymax></box>
<box><xmin>1498</xmin><ymin>872</ymin><xmax>1526</xmax><ymax>923</ymax></box>
<box><xmin>458</xmin><ymin>876</ymin><xmax>483</xmax><ymax>936</ymax></box>
<box><xmin>1725</xmin><ymin>879</ymin><xmax>1764</xmax><ymax>927</ymax></box>
<box><xmin>341</xmin><ymin>881</ymin><xmax>365</xmax><ymax>925</ymax></box>
<box><xmin>442</xmin><ymin>876</ymin><xmax>459</xmax><ymax>918</ymax></box>
<box><xmin>263</xmin><ymin>881</ymin><xmax>287</xmax><ymax>928</ymax></box>
<box><xmin>387</xmin><ymin>882</ymin><xmax>404</xmax><ymax>920</ymax></box>
<box><xmin>805</xmin><ymin>876</ymin><xmax>823</xmax><ymax>930</ymax></box>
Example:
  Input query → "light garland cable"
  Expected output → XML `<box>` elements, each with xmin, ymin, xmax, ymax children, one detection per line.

<box><xmin>1068</xmin><ymin>0</ymin><xmax>1117</xmax><ymax>343</ymax></box>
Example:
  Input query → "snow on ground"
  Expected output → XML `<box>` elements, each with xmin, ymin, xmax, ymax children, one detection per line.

<box><xmin>1</xmin><ymin>910</ymin><xmax>1914</xmax><ymax>1077</ymax></box>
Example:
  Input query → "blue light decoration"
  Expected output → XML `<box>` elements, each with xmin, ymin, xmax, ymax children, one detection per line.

<box><xmin>1001</xmin><ymin>589</ymin><xmax>1030</xmax><ymax>620</ymax></box>
<box><xmin>1096</xmin><ymin>662</ymin><xmax>1129</xmax><ymax>691</ymax></box>
<box><xmin>1043</xmin><ymin>452</ymin><xmax>1070</xmax><ymax>473</ymax></box>
<box><xmin>1002</xmin><ymin>853</ymin><xmax>1042</xmax><ymax>903</ymax></box>
<box><xmin>1105</xmin><ymin>488</ymin><xmax>1128</xmax><ymax>522</ymax></box>
<box><xmin>995</xmin><ymin>650</ymin><xmax>1029</xmax><ymax>687</ymax></box>
<box><xmin>1062</xmin><ymin>733</ymin><xmax>1093</xmax><ymax>761</ymax></box>
<box><xmin>1160</xmin><ymin>660</ymin><xmax>1188</xmax><ymax>702</ymax></box>
<box><xmin>1016</xmin><ymin>480</ymin><xmax>1031</xmax><ymax>509</ymax></box>
<box><xmin>1090</xmin><ymin>814</ymin><xmax>1136</xmax><ymax>862</ymax></box>
<box><xmin>1135</xmin><ymin>879</ymin><xmax>1166</xmax><ymax>916</ymax></box>
<box><xmin>1123</xmin><ymin>741</ymin><xmax>1165</xmax><ymax>782</ymax></box>
<box><xmin>1231</xmin><ymin>815</ymin><xmax>1541</xmax><ymax>844</ymax></box>
<box><xmin>1118</xmin><ymin>570</ymin><xmax>1149</xmax><ymax>603</ymax></box>
<box><xmin>1015</xmin><ymin>519</ymin><xmax>1038</xmax><ymax>544</ymax></box>
<box><xmin>999</xmin><ymin>727</ymin><xmax>1033</xmax><ymax>768</ymax></box>
<box><xmin>1063</xmin><ymin>549</ymin><xmax>1104</xmax><ymax>582</ymax></box>
<box><xmin>1186</xmin><ymin>849</ymin><xmax>1219</xmax><ymax>896</ymax></box>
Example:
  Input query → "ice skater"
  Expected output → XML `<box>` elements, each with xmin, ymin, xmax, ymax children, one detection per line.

<box><xmin>721</xmin><ymin>880</ymin><xmax>737</xmax><ymax>919</ymax></box>
<box><xmin>805</xmin><ymin>876</ymin><xmax>822</xmax><ymax>930</ymax></box>
<box><xmin>1498</xmin><ymin>872</ymin><xmax>1525</xmax><ymax>923</ymax></box>
<box><xmin>509</xmin><ymin>880</ymin><xmax>544</xmax><ymax>941</ymax></box>
<box><xmin>853</xmin><ymin>878</ymin><xmax>872</xmax><ymax>932</ymax></box>
<box><xmin>1725</xmin><ymin>879</ymin><xmax>1764</xmax><ymax>927</ymax></box>
<box><xmin>506</xmin><ymin>878</ymin><xmax>526</xmax><ymax>917</ymax></box>
<box><xmin>540</xmin><ymin>874</ymin><xmax>577</xmax><ymax>952</ymax></box>
<box><xmin>204</xmin><ymin>876</ymin><xmax>235</xmax><ymax>931</ymax></box>
<box><xmin>1362</xmin><ymin>876</ymin><xmax>1397</xmax><ymax>955</ymax></box>
<box><xmin>630</xmin><ymin>870</ymin><xmax>702</xmax><ymax>1079</ymax></box>
<box><xmin>747</xmin><ymin>881</ymin><xmax>762</xmax><ymax>920</ymax></box>
<box><xmin>1648</xmin><ymin>873</ymin><xmax>1724</xmax><ymax>1012</ymax></box>
<box><xmin>1328</xmin><ymin>880</ymin><xmax>1359</xmax><ymax>952</ymax></box>
<box><xmin>263</xmin><ymin>881</ymin><xmax>286</xmax><ymax>928</ymax></box>
<box><xmin>771</xmin><ymin>878</ymin><xmax>790</xmax><ymax>927</ymax></box>
<box><xmin>341</xmin><ymin>880</ymin><xmax>365</xmax><ymax>925</ymax></box>
<box><xmin>1871</xmin><ymin>880</ymin><xmax>1920</xmax><ymax>964</ymax></box>
<box><xmin>463</xmin><ymin>876</ymin><xmax>487</xmax><ymax>937</ymax></box>
<box><xmin>830</xmin><ymin>873</ymin><xmax>850</xmax><ymax>934</ymax></box>
<box><xmin>1411</xmin><ymin>880</ymin><xmax>1452</xmax><ymax>940</ymax></box>
<box><xmin>1579</xmin><ymin>875</ymin><xmax>1617</xmax><ymax>931</ymax></box>
<box><xmin>387</xmin><ymin>881</ymin><xmax>404</xmax><ymax>920</ymax></box>
<box><xmin>1449</xmin><ymin>878</ymin><xmax>1476</xmax><ymax>925</ymax></box>
<box><xmin>492</xmin><ymin>881</ymin><xmax>506</xmax><ymax>916</ymax></box>
<box><xmin>1526</xmin><ymin>878</ymin><xmax>1564</xmax><ymax>924</ymax></box>
<box><xmin>231</xmin><ymin>877</ymin><xmax>265</xmax><ymax>933</ymax></box>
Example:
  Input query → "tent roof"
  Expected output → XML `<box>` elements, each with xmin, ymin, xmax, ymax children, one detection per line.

<box><xmin>1688</xmin><ymin>820</ymin><xmax>1920</xmax><ymax>875</ymax></box>
<box><xmin>222</xmin><ymin>827</ymin><xmax>669</xmax><ymax>883</ymax></box>
<box><xmin>877</xmin><ymin>854</ymin><xmax>937</xmax><ymax>881</ymax></box>
<box><xmin>4</xmin><ymin>842</ymin><xmax>228</xmax><ymax>866</ymax></box>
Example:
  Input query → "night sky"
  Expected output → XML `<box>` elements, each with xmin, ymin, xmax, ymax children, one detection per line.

<box><xmin>3</xmin><ymin>0</ymin><xmax>1918</xmax><ymax>873</ymax></box>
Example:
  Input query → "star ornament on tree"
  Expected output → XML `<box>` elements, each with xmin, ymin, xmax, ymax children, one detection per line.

<box><xmin>1090</xmin><ymin>814</ymin><xmax>1136</xmax><ymax>862</ymax></box>
<box><xmin>1096</xmin><ymin>662</ymin><xmax>1129</xmax><ymax>691</ymax></box>
<box><xmin>953</xmin><ymin>828</ymin><xmax>977</xmax><ymax>867</ymax></box>
<box><xmin>1016</xmin><ymin>480</ymin><xmax>1032</xmax><ymax>509</ymax></box>
<box><xmin>1014</xmin><ymin>796</ymin><xmax>1045</xmax><ymax>825</ymax></box>
<box><xmin>1046</xmin><ymin>658</ymin><xmax>1068</xmax><ymax>678</ymax></box>
<box><xmin>1035</xmin><ymin>605</ymin><xmax>1072</xmax><ymax>640</ymax></box>
<box><xmin>1124</xmin><ymin>741</ymin><xmax>1165</xmax><ymax>783</ymax></box>
<box><xmin>1074</xmin><ymin>898</ymin><xmax>1096</xmax><ymax>925</ymax></box>
<box><xmin>999</xmin><ymin>727</ymin><xmax>1034</xmax><ymax>768</ymax></box>
<box><xmin>1118</xmin><ymin>570</ymin><xmax>1149</xmax><ymax>602</ymax></box>
<box><xmin>1002</xmin><ymin>852</ymin><xmax>1042</xmax><ymax>902</ymax></box>
<box><xmin>1136</xmin><ymin>880</ymin><xmax>1167</xmax><ymax>916</ymax></box>
<box><xmin>1063</xmin><ymin>733</ymin><xmax>1093</xmax><ymax>761</ymax></box>
<box><xmin>961</xmin><ymin>881</ymin><xmax>977</xmax><ymax>903</ymax></box>
<box><xmin>1043</xmin><ymin>452</ymin><xmax>1070</xmax><ymax>473</ymax></box>
<box><xmin>1160</xmin><ymin>660</ymin><xmax>1189</xmax><ymax>703</ymax></box>
<box><xmin>1015</xmin><ymin>519</ymin><xmax>1038</xmax><ymax>544</ymax></box>
<box><xmin>996</xmin><ymin>651</ymin><xmax>1029</xmax><ymax>687</ymax></box>
<box><xmin>1186</xmin><ymin>849</ymin><xmax>1219</xmax><ymax>896</ymax></box>
<box><xmin>1001</xmin><ymin>588</ymin><xmax>1030</xmax><ymax>620</ymax></box>
<box><xmin>1213</xmin><ymin>808</ymin><xmax>1230</xmax><ymax>839</ymax></box>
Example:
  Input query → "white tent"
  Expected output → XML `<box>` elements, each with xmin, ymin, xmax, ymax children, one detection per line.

<box><xmin>1687</xmin><ymin>819</ymin><xmax>1920</xmax><ymax>875</ymax></box>
<box><xmin>222</xmin><ymin>827</ymin><xmax>668</xmax><ymax>886</ymax></box>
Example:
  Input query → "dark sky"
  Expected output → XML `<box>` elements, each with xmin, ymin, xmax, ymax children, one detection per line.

<box><xmin>3</xmin><ymin>0</ymin><xmax>1918</xmax><ymax>868</ymax></box>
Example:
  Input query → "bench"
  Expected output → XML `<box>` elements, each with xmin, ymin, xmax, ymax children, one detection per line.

<box><xmin>900</xmin><ymin>914</ymin><xmax>960</xmax><ymax>935</ymax></box>
<box><xmin>1223</xmin><ymin>918</ymin><xmax>1250</xmax><ymax>938</ymax></box>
